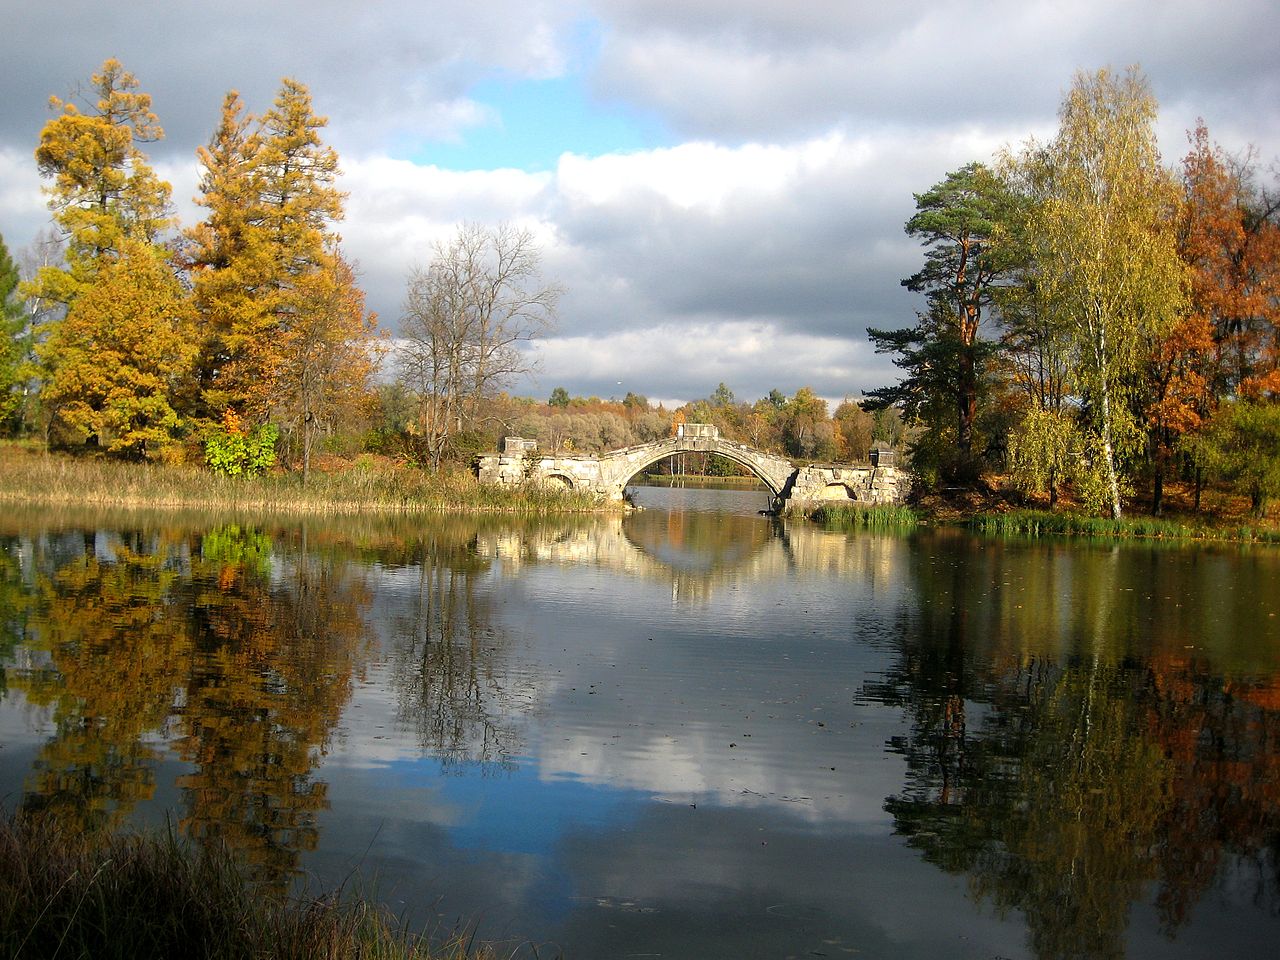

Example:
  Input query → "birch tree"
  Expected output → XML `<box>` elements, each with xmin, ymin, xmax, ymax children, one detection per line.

<box><xmin>1022</xmin><ymin>67</ymin><xmax>1186</xmax><ymax>518</ymax></box>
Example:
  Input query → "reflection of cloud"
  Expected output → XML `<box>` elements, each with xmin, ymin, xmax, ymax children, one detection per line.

<box><xmin>538</xmin><ymin>728</ymin><xmax>894</xmax><ymax>825</ymax></box>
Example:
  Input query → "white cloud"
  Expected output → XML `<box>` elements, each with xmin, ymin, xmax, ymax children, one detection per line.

<box><xmin>3</xmin><ymin>1</ymin><xmax>1277</xmax><ymax>402</ymax></box>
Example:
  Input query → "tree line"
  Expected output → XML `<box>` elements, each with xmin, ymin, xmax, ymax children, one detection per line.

<box><xmin>868</xmin><ymin>66</ymin><xmax>1280</xmax><ymax>518</ymax></box>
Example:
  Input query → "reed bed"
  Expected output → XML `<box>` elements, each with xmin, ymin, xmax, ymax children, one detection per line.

<box><xmin>0</xmin><ymin>812</ymin><xmax>505</xmax><ymax>960</ymax></box>
<box><xmin>0</xmin><ymin>447</ymin><xmax>609</xmax><ymax>517</ymax></box>
<box><xmin>804</xmin><ymin>501</ymin><xmax>920</xmax><ymax>531</ymax></box>
<box><xmin>967</xmin><ymin>508</ymin><xmax>1280</xmax><ymax>544</ymax></box>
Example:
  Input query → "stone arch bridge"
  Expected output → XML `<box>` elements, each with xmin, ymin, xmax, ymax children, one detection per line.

<box><xmin>476</xmin><ymin>424</ymin><xmax>907</xmax><ymax>511</ymax></box>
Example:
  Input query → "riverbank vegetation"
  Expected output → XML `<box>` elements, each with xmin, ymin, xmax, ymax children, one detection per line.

<box><xmin>805</xmin><ymin>502</ymin><xmax>920</xmax><ymax>532</ymax></box>
<box><xmin>0</xmin><ymin>442</ymin><xmax>604</xmax><ymax>516</ymax></box>
<box><xmin>965</xmin><ymin>509</ymin><xmax>1280</xmax><ymax>544</ymax></box>
<box><xmin>0</xmin><ymin>813</ymin><xmax>499</xmax><ymax>960</ymax></box>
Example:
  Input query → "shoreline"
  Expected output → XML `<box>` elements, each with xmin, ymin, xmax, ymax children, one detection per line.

<box><xmin>3</xmin><ymin>446</ymin><xmax>1276</xmax><ymax>545</ymax></box>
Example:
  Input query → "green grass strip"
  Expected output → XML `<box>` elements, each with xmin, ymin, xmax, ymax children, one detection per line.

<box><xmin>966</xmin><ymin>509</ymin><xmax>1280</xmax><ymax>544</ymax></box>
<box><xmin>805</xmin><ymin>501</ymin><xmax>920</xmax><ymax>531</ymax></box>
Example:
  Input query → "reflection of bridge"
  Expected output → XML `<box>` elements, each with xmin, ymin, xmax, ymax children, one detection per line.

<box><xmin>476</xmin><ymin>425</ymin><xmax>907</xmax><ymax>510</ymax></box>
<box><xmin>474</xmin><ymin>514</ymin><xmax>906</xmax><ymax>603</ymax></box>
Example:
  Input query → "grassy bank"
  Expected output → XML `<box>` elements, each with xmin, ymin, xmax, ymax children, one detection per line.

<box><xmin>0</xmin><ymin>445</ymin><xmax>610</xmax><ymax>517</ymax></box>
<box><xmin>803</xmin><ymin>502</ymin><xmax>920</xmax><ymax>531</ymax></box>
<box><xmin>0</xmin><ymin>813</ymin><xmax>503</xmax><ymax>960</ymax></box>
<box><xmin>965</xmin><ymin>508</ymin><xmax>1280</xmax><ymax>544</ymax></box>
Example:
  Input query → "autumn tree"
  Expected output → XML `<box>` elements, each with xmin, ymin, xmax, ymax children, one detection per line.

<box><xmin>186</xmin><ymin>80</ymin><xmax>349</xmax><ymax>431</ymax></box>
<box><xmin>1018</xmin><ymin>67</ymin><xmax>1186</xmax><ymax>518</ymax></box>
<box><xmin>273</xmin><ymin>250</ymin><xmax>379</xmax><ymax>480</ymax></box>
<box><xmin>867</xmin><ymin>162</ymin><xmax>1014</xmax><ymax>477</ymax></box>
<box><xmin>832</xmin><ymin>399</ymin><xmax>876</xmax><ymax>462</ymax></box>
<box><xmin>1179</xmin><ymin>123</ymin><xmax>1280</xmax><ymax>400</ymax></box>
<box><xmin>26</xmin><ymin>59</ymin><xmax>172</xmax><ymax>308</ymax></box>
<box><xmin>36</xmin><ymin>240</ymin><xmax>194</xmax><ymax>456</ymax></box>
<box><xmin>399</xmin><ymin>222</ymin><xmax>560</xmax><ymax>469</ymax></box>
<box><xmin>186</xmin><ymin>91</ymin><xmax>267</xmax><ymax>421</ymax></box>
<box><xmin>781</xmin><ymin>386</ymin><xmax>833</xmax><ymax>459</ymax></box>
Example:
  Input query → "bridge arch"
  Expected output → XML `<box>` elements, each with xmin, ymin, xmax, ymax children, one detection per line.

<box><xmin>613</xmin><ymin>444</ymin><xmax>786</xmax><ymax>496</ymax></box>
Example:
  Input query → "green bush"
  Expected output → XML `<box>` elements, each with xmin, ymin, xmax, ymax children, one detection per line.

<box><xmin>204</xmin><ymin>413</ymin><xmax>279</xmax><ymax>478</ymax></box>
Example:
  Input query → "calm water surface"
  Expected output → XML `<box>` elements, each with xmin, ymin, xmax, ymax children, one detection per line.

<box><xmin>2</xmin><ymin>488</ymin><xmax>1279</xmax><ymax>959</ymax></box>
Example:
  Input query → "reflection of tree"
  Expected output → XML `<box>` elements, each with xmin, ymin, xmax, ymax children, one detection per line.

<box><xmin>873</xmin><ymin>643</ymin><xmax>1280</xmax><ymax>959</ymax></box>
<box><xmin>175</xmin><ymin>525</ymin><xmax>371</xmax><ymax>890</ymax></box>
<box><xmin>390</xmin><ymin>528</ymin><xmax>525</xmax><ymax>771</ymax></box>
<box><xmin>12</xmin><ymin>539</ymin><xmax>191</xmax><ymax>832</ymax></box>
<box><xmin>4</xmin><ymin>521</ymin><xmax>372</xmax><ymax>892</ymax></box>
<box><xmin>0</xmin><ymin>537</ymin><xmax>33</xmax><ymax>698</ymax></box>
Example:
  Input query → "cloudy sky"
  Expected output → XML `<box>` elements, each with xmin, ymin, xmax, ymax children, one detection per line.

<box><xmin>2</xmin><ymin>1</ymin><xmax>1278</xmax><ymax>406</ymax></box>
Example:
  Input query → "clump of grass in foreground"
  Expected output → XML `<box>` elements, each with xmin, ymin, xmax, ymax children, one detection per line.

<box><xmin>0</xmin><ymin>446</ymin><xmax>608</xmax><ymax>517</ymax></box>
<box><xmin>806</xmin><ymin>502</ymin><xmax>919</xmax><ymax>531</ymax></box>
<box><xmin>967</xmin><ymin>508</ymin><xmax>1280</xmax><ymax>544</ymax></box>
<box><xmin>0</xmin><ymin>812</ymin><xmax>504</xmax><ymax>960</ymax></box>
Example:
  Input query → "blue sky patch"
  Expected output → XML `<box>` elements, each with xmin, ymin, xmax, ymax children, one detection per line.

<box><xmin>414</xmin><ymin>72</ymin><xmax>671</xmax><ymax>171</ymax></box>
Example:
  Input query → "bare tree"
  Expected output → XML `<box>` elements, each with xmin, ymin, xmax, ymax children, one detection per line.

<box><xmin>399</xmin><ymin>223</ymin><xmax>560</xmax><ymax>469</ymax></box>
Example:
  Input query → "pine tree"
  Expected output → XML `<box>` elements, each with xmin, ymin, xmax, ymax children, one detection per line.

<box><xmin>0</xmin><ymin>233</ymin><xmax>29</xmax><ymax>430</ymax></box>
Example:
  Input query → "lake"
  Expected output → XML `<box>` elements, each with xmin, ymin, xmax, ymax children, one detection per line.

<box><xmin>2</xmin><ymin>487</ymin><xmax>1279</xmax><ymax>959</ymax></box>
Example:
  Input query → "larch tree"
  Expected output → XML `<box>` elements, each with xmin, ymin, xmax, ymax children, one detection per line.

<box><xmin>27</xmin><ymin>58</ymin><xmax>172</xmax><ymax>308</ymax></box>
<box><xmin>1021</xmin><ymin>67</ymin><xmax>1186</xmax><ymax>519</ymax></box>
<box><xmin>186</xmin><ymin>90</ymin><xmax>269</xmax><ymax>421</ymax></box>
<box><xmin>36</xmin><ymin>239</ymin><xmax>194</xmax><ymax>457</ymax></box>
<box><xmin>25</xmin><ymin>59</ymin><xmax>183</xmax><ymax>451</ymax></box>
<box><xmin>187</xmin><ymin>79</ymin><xmax>349</xmax><ymax>431</ymax></box>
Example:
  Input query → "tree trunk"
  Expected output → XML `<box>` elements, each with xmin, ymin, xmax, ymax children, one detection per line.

<box><xmin>302</xmin><ymin>411</ymin><xmax>313</xmax><ymax>485</ymax></box>
<box><xmin>957</xmin><ymin>349</ymin><xmax>976</xmax><ymax>454</ymax></box>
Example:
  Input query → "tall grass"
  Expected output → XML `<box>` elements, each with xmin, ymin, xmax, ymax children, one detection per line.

<box><xmin>0</xmin><ymin>812</ymin><xmax>507</xmax><ymax>960</ymax></box>
<box><xmin>968</xmin><ymin>508</ymin><xmax>1280</xmax><ymax>544</ymax></box>
<box><xmin>0</xmin><ymin>446</ymin><xmax>609</xmax><ymax>517</ymax></box>
<box><xmin>804</xmin><ymin>501</ymin><xmax>920</xmax><ymax>531</ymax></box>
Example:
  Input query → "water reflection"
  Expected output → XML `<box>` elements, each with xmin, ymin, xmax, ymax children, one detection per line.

<box><xmin>2</xmin><ymin>520</ymin><xmax>373</xmax><ymax>889</ymax></box>
<box><xmin>1</xmin><ymin>502</ymin><xmax>1278</xmax><ymax>958</ymax></box>
<box><xmin>862</xmin><ymin>533</ymin><xmax>1280</xmax><ymax>958</ymax></box>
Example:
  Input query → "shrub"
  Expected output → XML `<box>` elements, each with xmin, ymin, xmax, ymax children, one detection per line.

<box><xmin>204</xmin><ymin>410</ymin><xmax>279</xmax><ymax>478</ymax></box>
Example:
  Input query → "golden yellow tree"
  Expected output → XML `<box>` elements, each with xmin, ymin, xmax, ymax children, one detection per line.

<box><xmin>37</xmin><ymin>240</ymin><xmax>194</xmax><ymax>457</ymax></box>
<box><xmin>186</xmin><ymin>78</ymin><xmax>363</xmax><ymax>451</ymax></box>
<box><xmin>27</xmin><ymin>58</ymin><xmax>172</xmax><ymax>308</ymax></box>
